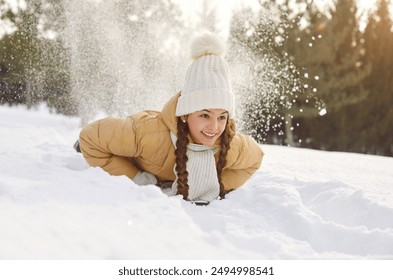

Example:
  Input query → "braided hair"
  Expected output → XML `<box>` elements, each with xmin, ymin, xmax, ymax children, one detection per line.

<box><xmin>175</xmin><ymin>117</ymin><xmax>236</xmax><ymax>200</ymax></box>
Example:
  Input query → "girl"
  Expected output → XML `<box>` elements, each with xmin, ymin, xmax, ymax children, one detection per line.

<box><xmin>78</xmin><ymin>32</ymin><xmax>263</xmax><ymax>205</ymax></box>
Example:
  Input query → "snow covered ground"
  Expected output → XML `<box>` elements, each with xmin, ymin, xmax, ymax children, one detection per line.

<box><xmin>0</xmin><ymin>104</ymin><xmax>392</xmax><ymax>260</ymax></box>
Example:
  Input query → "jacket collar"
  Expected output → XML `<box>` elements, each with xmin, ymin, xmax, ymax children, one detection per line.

<box><xmin>160</xmin><ymin>93</ymin><xmax>180</xmax><ymax>134</ymax></box>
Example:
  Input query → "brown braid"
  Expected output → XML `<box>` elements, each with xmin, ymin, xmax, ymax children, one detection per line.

<box><xmin>175</xmin><ymin>117</ymin><xmax>236</xmax><ymax>201</ymax></box>
<box><xmin>217</xmin><ymin>118</ymin><xmax>236</xmax><ymax>199</ymax></box>
<box><xmin>175</xmin><ymin>117</ymin><xmax>190</xmax><ymax>199</ymax></box>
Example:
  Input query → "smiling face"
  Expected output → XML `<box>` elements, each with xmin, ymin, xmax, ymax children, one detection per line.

<box><xmin>182</xmin><ymin>109</ymin><xmax>228</xmax><ymax>146</ymax></box>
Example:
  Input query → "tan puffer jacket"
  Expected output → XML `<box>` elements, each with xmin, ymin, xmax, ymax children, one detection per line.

<box><xmin>79</xmin><ymin>93</ymin><xmax>264</xmax><ymax>191</ymax></box>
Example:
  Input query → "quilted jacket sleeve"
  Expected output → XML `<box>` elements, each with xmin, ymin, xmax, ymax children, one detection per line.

<box><xmin>221</xmin><ymin>134</ymin><xmax>264</xmax><ymax>191</ymax></box>
<box><xmin>79</xmin><ymin>116</ymin><xmax>141</xmax><ymax>179</ymax></box>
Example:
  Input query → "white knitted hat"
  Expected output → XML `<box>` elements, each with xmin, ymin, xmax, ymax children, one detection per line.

<box><xmin>175</xmin><ymin>32</ymin><xmax>235</xmax><ymax>116</ymax></box>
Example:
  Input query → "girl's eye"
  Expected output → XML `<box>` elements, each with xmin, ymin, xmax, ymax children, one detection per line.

<box><xmin>200</xmin><ymin>114</ymin><xmax>209</xmax><ymax>118</ymax></box>
<box><xmin>219</xmin><ymin>115</ymin><xmax>227</xmax><ymax>120</ymax></box>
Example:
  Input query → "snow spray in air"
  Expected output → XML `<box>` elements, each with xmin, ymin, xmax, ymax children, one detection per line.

<box><xmin>63</xmin><ymin>0</ymin><xmax>187</xmax><ymax>124</ymax></box>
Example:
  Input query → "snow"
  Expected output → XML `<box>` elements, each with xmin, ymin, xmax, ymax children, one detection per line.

<box><xmin>0</xmin><ymin>104</ymin><xmax>393</xmax><ymax>260</ymax></box>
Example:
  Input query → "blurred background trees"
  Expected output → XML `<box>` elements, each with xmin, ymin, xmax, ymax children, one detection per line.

<box><xmin>0</xmin><ymin>0</ymin><xmax>71</xmax><ymax>113</ymax></box>
<box><xmin>0</xmin><ymin>0</ymin><xmax>392</xmax><ymax>156</ymax></box>
<box><xmin>229</xmin><ymin>0</ymin><xmax>392</xmax><ymax>156</ymax></box>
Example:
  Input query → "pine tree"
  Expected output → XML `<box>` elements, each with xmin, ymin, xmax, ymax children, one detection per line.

<box><xmin>272</xmin><ymin>0</ymin><xmax>371</xmax><ymax>149</ymax></box>
<box><xmin>0</xmin><ymin>0</ymin><xmax>72</xmax><ymax>113</ymax></box>
<box><xmin>295</xmin><ymin>0</ymin><xmax>392</xmax><ymax>156</ymax></box>
<box><xmin>358</xmin><ymin>0</ymin><xmax>393</xmax><ymax>155</ymax></box>
<box><xmin>228</xmin><ymin>0</ymin><xmax>372</xmax><ymax>148</ymax></box>
<box><xmin>280</xmin><ymin>0</ymin><xmax>370</xmax><ymax>115</ymax></box>
<box><xmin>0</xmin><ymin>1</ymin><xmax>41</xmax><ymax>105</ymax></box>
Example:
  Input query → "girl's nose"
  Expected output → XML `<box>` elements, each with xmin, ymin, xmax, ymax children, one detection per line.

<box><xmin>208</xmin><ymin>118</ymin><xmax>218</xmax><ymax>130</ymax></box>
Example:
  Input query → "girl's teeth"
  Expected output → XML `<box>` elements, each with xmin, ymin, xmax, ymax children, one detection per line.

<box><xmin>203</xmin><ymin>132</ymin><xmax>215</xmax><ymax>137</ymax></box>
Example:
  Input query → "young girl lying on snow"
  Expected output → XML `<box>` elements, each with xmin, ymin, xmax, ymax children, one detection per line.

<box><xmin>78</xmin><ymin>32</ymin><xmax>264</xmax><ymax>205</ymax></box>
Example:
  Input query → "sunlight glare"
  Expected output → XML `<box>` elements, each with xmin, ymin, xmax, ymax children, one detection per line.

<box><xmin>357</xmin><ymin>0</ymin><xmax>378</xmax><ymax>13</ymax></box>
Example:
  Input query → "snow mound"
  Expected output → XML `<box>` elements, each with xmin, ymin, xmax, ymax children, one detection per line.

<box><xmin>1</xmin><ymin>104</ymin><xmax>392</xmax><ymax>259</ymax></box>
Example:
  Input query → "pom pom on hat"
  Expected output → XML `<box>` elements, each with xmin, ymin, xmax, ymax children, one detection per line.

<box><xmin>176</xmin><ymin>32</ymin><xmax>235</xmax><ymax>117</ymax></box>
<box><xmin>190</xmin><ymin>32</ymin><xmax>225</xmax><ymax>60</ymax></box>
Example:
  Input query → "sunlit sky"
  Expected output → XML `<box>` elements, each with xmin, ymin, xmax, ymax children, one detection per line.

<box><xmin>1</xmin><ymin>0</ymin><xmax>392</xmax><ymax>37</ymax></box>
<box><xmin>176</xmin><ymin>0</ymin><xmax>393</xmax><ymax>35</ymax></box>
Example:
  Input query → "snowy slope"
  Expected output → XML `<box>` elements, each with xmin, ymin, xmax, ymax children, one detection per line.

<box><xmin>0</xmin><ymin>104</ymin><xmax>392</xmax><ymax>259</ymax></box>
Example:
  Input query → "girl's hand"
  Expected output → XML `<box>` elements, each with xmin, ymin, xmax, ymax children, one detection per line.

<box><xmin>156</xmin><ymin>180</ymin><xmax>174</xmax><ymax>189</ymax></box>
<box><xmin>133</xmin><ymin>171</ymin><xmax>157</xmax><ymax>186</ymax></box>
